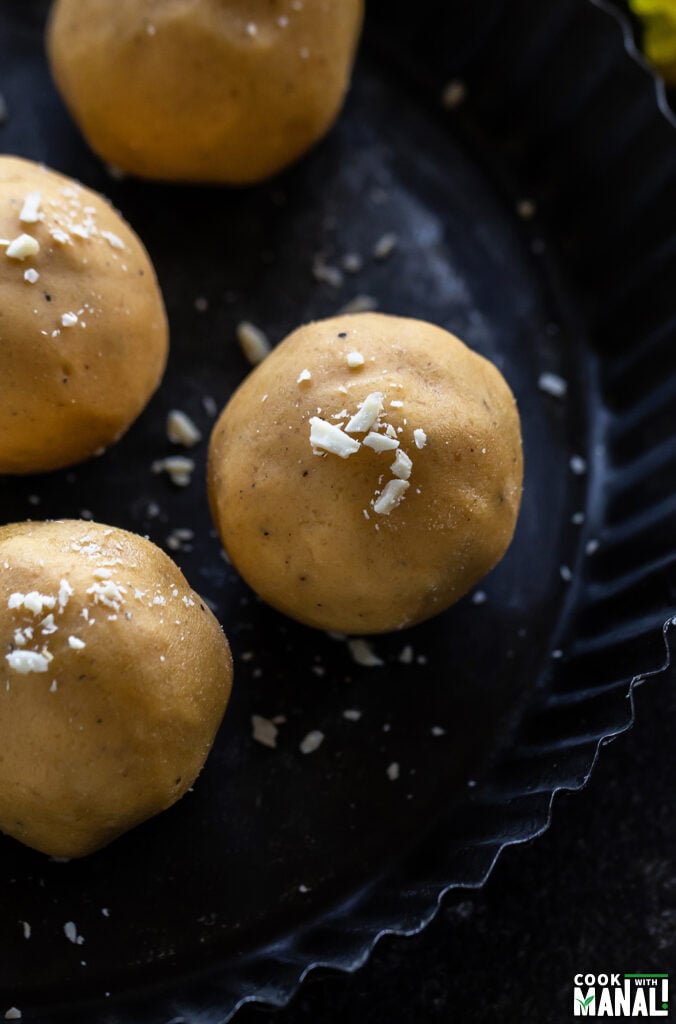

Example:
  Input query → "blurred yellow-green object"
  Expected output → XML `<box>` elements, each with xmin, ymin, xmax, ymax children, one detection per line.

<box><xmin>630</xmin><ymin>0</ymin><xmax>676</xmax><ymax>84</ymax></box>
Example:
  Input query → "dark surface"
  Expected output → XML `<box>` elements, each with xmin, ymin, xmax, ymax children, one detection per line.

<box><xmin>238</xmin><ymin>665</ymin><xmax>676</xmax><ymax>1024</ymax></box>
<box><xmin>0</xmin><ymin>0</ymin><xmax>675</xmax><ymax>1021</ymax></box>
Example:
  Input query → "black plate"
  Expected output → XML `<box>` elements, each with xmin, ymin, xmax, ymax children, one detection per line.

<box><xmin>1</xmin><ymin>1</ymin><xmax>675</xmax><ymax>1021</ymax></box>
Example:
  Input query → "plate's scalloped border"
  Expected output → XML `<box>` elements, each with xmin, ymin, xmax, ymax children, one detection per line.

<box><xmin>209</xmin><ymin>2</ymin><xmax>676</xmax><ymax>1019</ymax></box>
<box><xmin>221</xmin><ymin>621</ymin><xmax>675</xmax><ymax>1022</ymax></box>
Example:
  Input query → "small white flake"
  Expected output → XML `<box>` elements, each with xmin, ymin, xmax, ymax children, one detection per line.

<box><xmin>346</xmin><ymin>392</ymin><xmax>384</xmax><ymax>434</ymax></box>
<box><xmin>348</xmin><ymin>638</ymin><xmax>384</xmax><ymax>667</ymax></box>
<box><xmin>312</xmin><ymin>256</ymin><xmax>343</xmax><ymax>288</ymax></box>
<box><xmin>441</xmin><ymin>79</ymin><xmax>466</xmax><ymax>109</ymax></box>
<box><xmin>237</xmin><ymin>321</ymin><xmax>271</xmax><ymax>365</ymax></box>
<box><xmin>398</xmin><ymin>645</ymin><xmax>414</xmax><ymax>665</ymax></box>
<box><xmin>309</xmin><ymin>417</ymin><xmax>360</xmax><ymax>459</ymax></box>
<box><xmin>167</xmin><ymin>410</ymin><xmax>202</xmax><ymax>447</ymax></box>
<box><xmin>363</xmin><ymin>432</ymin><xmax>399</xmax><ymax>453</ymax></box>
<box><xmin>373</xmin><ymin>479</ymin><xmax>409</xmax><ymax>515</ymax></box>
<box><xmin>300</xmin><ymin>730</ymin><xmax>324</xmax><ymax>755</ymax></box>
<box><xmin>569</xmin><ymin>455</ymin><xmax>587</xmax><ymax>476</ymax></box>
<box><xmin>194</xmin><ymin>295</ymin><xmax>209</xmax><ymax>313</ymax></box>
<box><xmin>391</xmin><ymin>449</ymin><xmax>412</xmax><ymax>480</ymax></box>
<box><xmin>572</xmin><ymin>511</ymin><xmax>585</xmax><ymax>525</ymax></box>
<box><xmin>251</xmin><ymin>715</ymin><xmax>278</xmax><ymax>749</ymax></box>
<box><xmin>297</xmin><ymin>368</ymin><xmax>312</xmax><ymax>384</ymax></box>
<box><xmin>63</xmin><ymin>921</ymin><xmax>84</xmax><ymax>945</ymax></box>
<box><xmin>202</xmin><ymin>395</ymin><xmax>218</xmax><ymax>417</ymax></box>
<box><xmin>4</xmin><ymin>1009</ymin><xmax>21</xmax><ymax>1021</ymax></box>
<box><xmin>386</xmin><ymin>762</ymin><xmax>400</xmax><ymax>781</ymax></box>
<box><xmin>6</xmin><ymin>234</ymin><xmax>39</xmax><ymax>260</ymax></box>
<box><xmin>19</xmin><ymin>191</ymin><xmax>42</xmax><ymax>224</ymax></box>
<box><xmin>413</xmin><ymin>428</ymin><xmax>427</xmax><ymax>449</ymax></box>
<box><xmin>343</xmin><ymin>709</ymin><xmax>362</xmax><ymax>721</ymax></box>
<box><xmin>560</xmin><ymin>565</ymin><xmax>572</xmax><ymax>582</ymax></box>
<box><xmin>346</xmin><ymin>350</ymin><xmax>365</xmax><ymax>368</ymax></box>
<box><xmin>431</xmin><ymin>726</ymin><xmax>446</xmax><ymax>737</ymax></box>
<box><xmin>373</xmin><ymin>232</ymin><xmax>398</xmax><ymax>261</ymax></box>
<box><xmin>471</xmin><ymin>590</ymin><xmax>487</xmax><ymax>606</ymax></box>
<box><xmin>538</xmin><ymin>372</ymin><xmax>568</xmax><ymax>399</ymax></box>
<box><xmin>585</xmin><ymin>539</ymin><xmax>599</xmax><ymax>556</ymax></box>
<box><xmin>61</xmin><ymin>312</ymin><xmax>78</xmax><ymax>328</ymax></box>
<box><xmin>68</xmin><ymin>636</ymin><xmax>86</xmax><ymax>650</ymax></box>
<box><xmin>298</xmin><ymin>883</ymin><xmax>310</xmax><ymax>893</ymax></box>
<box><xmin>152</xmin><ymin>457</ymin><xmax>195</xmax><ymax>487</ymax></box>
<box><xmin>23</xmin><ymin>268</ymin><xmax>39</xmax><ymax>284</ymax></box>
<box><xmin>6</xmin><ymin>651</ymin><xmax>50</xmax><ymax>674</ymax></box>
<box><xmin>100</xmin><ymin>230</ymin><xmax>125</xmax><ymax>250</ymax></box>
<box><xmin>20</xmin><ymin>921</ymin><xmax>31</xmax><ymax>940</ymax></box>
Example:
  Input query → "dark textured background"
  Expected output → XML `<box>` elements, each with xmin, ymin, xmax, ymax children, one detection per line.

<box><xmin>238</xmin><ymin>665</ymin><xmax>675</xmax><ymax>1024</ymax></box>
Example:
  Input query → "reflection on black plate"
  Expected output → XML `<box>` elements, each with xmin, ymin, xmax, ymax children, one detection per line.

<box><xmin>0</xmin><ymin>1</ymin><xmax>674</xmax><ymax>1021</ymax></box>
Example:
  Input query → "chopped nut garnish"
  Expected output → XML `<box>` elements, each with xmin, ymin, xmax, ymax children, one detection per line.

<box><xmin>167</xmin><ymin>410</ymin><xmax>202</xmax><ymax>447</ymax></box>
<box><xmin>237</xmin><ymin>321</ymin><xmax>271</xmax><ymax>365</ymax></box>
<box><xmin>6</xmin><ymin>233</ymin><xmax>39</xmax><ymax>260</ymax></box>
<box><xmin>391</xmin><ymin>449</ymin><xmax>412</xmax><ymax>480</ymax></box>
<box><xmin>251</xmin><ymin>714</ymin><xmax>279</xmax><ymax>749</ymax></box>
<box><xmin>299</xmin><ymin>730</ymin><xmax>324</xmax><ymax>754</ymax></box>
<box><xmin>19</xmin><ymin>191</ymin><xmax>42</xmax><ymax>224</ymax></box>
<box><xmin>345</xmin><ymin>392</ymin><xmax>384</xmax><ymax>434</ymax></box>
<box><xmin>309</xmin><ymin>417</ymin><xmax>360</xmax><ymax>459</ymax></box>
<box><xmin>348</xmin><ymin>638</ymin><xmax>384</xmax><ymax>667</ymax></box>
<box><xmin>373</xmin><ymin>479</ymin><xmax>410</xmax><ymax>515</ymax></box>
<box><xmin>363</xmin><ymin>432</ymin><xmax>399</xmax><ymax>453</ymax></box>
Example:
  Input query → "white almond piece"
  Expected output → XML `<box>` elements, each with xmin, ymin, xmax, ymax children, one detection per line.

<box><xmin>100</xmin><ymin>230</ymin><xmax>125</xmax><ymax>250</ymax></box>
<box><xmin>363</xmin><ymin>432</ymin><xmax>399</xmax><ymax>453</ymax></box>
<box><xmin>413</xmin><ymin>428</ymin><xmax>427</xmax><ymax>449</ymax></box>
<box><xmin>538</xmin><ymin>372</ymin><xmax>567</xmax><ymax>399</ymax></box>
<box><xmin>391</xmin><ymin>449</ymin><xmax>412</xmax><ymax>480</ymax></box>
<box><xmin>373</xmin><ymin>232</ymin><xmax>398</xmax><ymax>261</ymax></box>
<box><xmin>68</xmin><ymin>636</ymin><xmax>86</xmax><ymax>650</ymax></box>
<box><xmin>251</xmin><ymin>714</ymin><xmax>279</xmax><ymax>749</ymax></box>
<box><xmin>297</xmin><ymin>368</ymin><xmax>312</xmax><ymax>384</ymax></box>
<box><xmin>309</xmin><ymin>417</ymin><xmax>360</xmax><ymax>459</ymax></box>
<box><xmin>23</xmin><ymin>268</ymin><xmax>39</xmax><ymax>284</ymax></box>
<box><xmin>4</xmin><ymin>1009</ymin><xmax>22</xmax><ymax>1021</ymax></box>
<box><xmin>61</xmin><ymin>312</ymin><xmax>78</xmax><ymax>327</ymax></box>
<box><xmin>237</xmin><ymin>321</ymin><xmax>271</xmax><ymax>365</ymax></box>
<box><xmin>167</xmin><ymin>410</ymin><xmax>202</xmax><ymax>447</ymax></box>
<box><xmin>346</xmin><ymin>351</ymin><xmax>365</xmax><ymax>368</ymax></box>
<box><xmin>6</xmin><ymin>651</ymin><xmax>50</xmax><ymax>674</ymax></box>
<box><xmin>345</xmin><ymin>392</ymin><xmax>384</xmax><ymax>434</ymax></box>
<box><xmin>152</xmin><ymin>457</ymin><xmax>195</xmax><ymax>487</ymax></box>
<box><xmin>373</xmin><ymin>479</ymin><xmax>410</xmax><ymax>515</ymax></box>
<box><xmin>348</xmin><ymin>638</ymin><xmax>384</xmax><ymax>667</ymax></box>
<box><xmin>6</xmin><ymin>234</ymin><xmax>40</xmax><ymax>260</ymax></box>
<box><xmin>19</xmin><ymin>191</ymin><xmax>42</xmax><ymax>224</ymax></box>
<box><xmin>386</xmin><ymin>761</ymin><xmax>400</xmax><ymax>781</ymax></box>
<box><xmin>299</xmin><ymin>730</ymin><xmax>324</xmax><ymax>754</ymax></box>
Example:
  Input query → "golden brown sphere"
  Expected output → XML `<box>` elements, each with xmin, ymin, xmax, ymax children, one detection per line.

<box><xmin>0</xmin><ymin>520</ymin><xmax>233</xmax><ymax>857</ymax></box>
<box><xmin>0</xmin><ymin>156</ymin><xmax>168</xmax><ymax>474</ymax></box>
<box><xmin>208</xmin><ymin>313</ymin><xmax>523</xmax><ymax>634</ymax></box>
<box><xmin>47</xmin><ymin>0</ymin><xmax>364</xmax><ymax>184</ymax></box>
